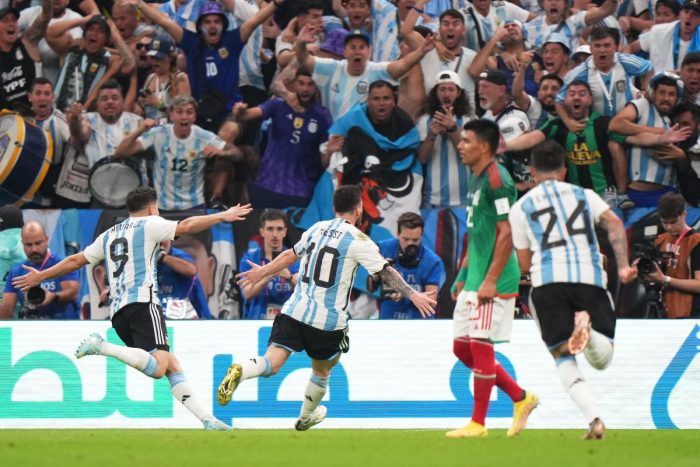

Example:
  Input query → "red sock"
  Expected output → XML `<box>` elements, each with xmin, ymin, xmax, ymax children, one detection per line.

<box><xmin>495</xmin><ymin>365</ymin><xmax>524</xmax><ymax>402</ymax></box>
<box><xmin>453</xmin><ymin>338</ymin><xmax>473</xmax><ymax>368</ymax></box>
<box><xmin>471</xmin><ymin>340</ymin><xmax>496</xmax><ymax>426</ymax></box>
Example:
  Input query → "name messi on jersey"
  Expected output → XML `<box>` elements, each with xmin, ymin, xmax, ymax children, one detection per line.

<box><xmin>319</xmin><ymin>228</ymin><xmax>343</xmax><ymax>239</ymax></box>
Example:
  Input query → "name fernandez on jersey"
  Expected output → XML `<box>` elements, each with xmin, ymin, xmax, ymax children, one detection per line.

<box><xmin>83</xmin><ymin>216</ymin><xmax>178</xmax><ymax>318</ymax></box>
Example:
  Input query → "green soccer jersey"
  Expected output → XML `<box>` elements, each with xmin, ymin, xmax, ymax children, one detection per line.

<box><xmin>465</xmin><ymin>161</ymin><xmax>520</xmax><ymax>296</ymax></box>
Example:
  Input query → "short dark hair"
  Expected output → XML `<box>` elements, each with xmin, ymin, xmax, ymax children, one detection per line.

<box><xmin>334</xmin><ymin>185</ymin><xmax>362</xmax><ymax>213</ymax></box>
<box><xmin>568</xmin><ymin>79</ymin><xmax>593</xmax><ymax>94</ymax></box>
<box><xmin>540</xmin><ymin>73</ymin><xmax>564</xmax><ymax>88</ymax></box>
<box><xmin>682</xmin><ymin>51</ymin><xmax>700</xmax><ymax>68</ymax></box>
<box><xmin>30</xmin><ymin>77</ymin><xmax>54</xmax><ymax>91</ymax></box>
<box><xmin>531</xmin><ymin>140</ymin><xmax>567</xmax><ymax>173</ymax></box>
<box><xmin>590</xmin><ymin>26</ymin><xmax>620</xmax><ymax>46</ymax></box>
<box><xmin>462</xmin><ymin>119</ymin><xmax>500</xmax><ymax>155</ymax></box>
<box><xmin>670</xmin><ymin>102</ymin><xmax>700</xmax><ymax>124</ymax></box>
<box><xmin>297</xmin><ymin>0</ymin><xmax>324</xmax><ymax>15</ymax></box>
<box><xmin>98</xmin><ymin>79</ymin><xmax>123</xmax><ymax>96</ymax></box>
<box><xmin>657</xmin><ymin>193</ymin><xmax>686</xmax><ymax>219</ymax></box>
<box><xmin>126</xmin><ymin>187</ymin><xmax>158</xmax><ymax>213</ymax></box>
<box><xmin>295</xmin><ymin>68</ymin><xmax>312</xmax><ymax>79</ymax></box>
<box><xmin>369</xmin><ymin>80</ymin><xmax>396</xmax><ymax>95</ymax></box>
<box><xmin>439</xmin><ymin>8</ymin><xmax>464</xmax><ymax>23</ymax></box>
<box><xmin>260</xmin><ymin>208</ymin><xmax>287</xmax><ymax>227</ymax></box>
<box><xmin>397</xmin><ymin>212</ymin><xmax>424</xmax><ymax>233</ymax></box>
<box><xmin>652</xmin><ymin>76</ymin><xmax>681</xmax><ymax>91</ymax></box>
<box><xmin>656</xmin><ymin>0</ymin><xmax>681</xmax><ymax>16</ymax></box>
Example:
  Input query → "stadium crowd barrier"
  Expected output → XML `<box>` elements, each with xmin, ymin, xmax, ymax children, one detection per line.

<box><xmin>0</xmin><ymin>320</ymin><xmax>698</xmax><ymax>429</ymax></box>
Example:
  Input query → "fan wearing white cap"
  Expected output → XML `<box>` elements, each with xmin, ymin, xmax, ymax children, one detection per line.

<box><xmin>417</xmin><ymin>71</ymin><xmax>474</xmax><ymax>208</ymax></box>
<box><xmin>541</xmin><ymin>31</ymin><xmax>571</xmax><ymax>78</ymax></box>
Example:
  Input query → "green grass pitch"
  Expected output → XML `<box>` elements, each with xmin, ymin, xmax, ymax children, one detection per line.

<box><xmin>0</xmin><ymin>429</ymin><xmax>696</xmax><ymax>467</ymax></box>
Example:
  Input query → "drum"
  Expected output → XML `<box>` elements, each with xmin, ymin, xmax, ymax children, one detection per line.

<box><xmin>0</xmin><ymin>111</ymin><xmax>53</xmax><ymax>206</ymax></box>
<box><xmin>88</xmin><ymin>156</ymin><xmax>141</xmax><ymax>207</ymax></box>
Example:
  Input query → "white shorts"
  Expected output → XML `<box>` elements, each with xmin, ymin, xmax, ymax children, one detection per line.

<box><xmin>453</xmin><ymin>290</ymin><xmax>515</xmax><ymax>342</ymax></box>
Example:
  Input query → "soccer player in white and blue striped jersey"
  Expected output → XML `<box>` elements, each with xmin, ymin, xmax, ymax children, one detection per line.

<box><xmin>13</xmin><ymin>187</ymin><xmax>253</xmax><ymax>431</ymax></box>
<box><xmin>508</xmin><ymin>141</ymin><xmax>637</xmax><ymax>440</ymax></box>
<box><xmin>114</xmin><ymin>95</ymin><xmax>242</xmax><ymax>211</ymax></box>
<box><xmin>218</xmin><ymin>185</ymin><xmax>436</xmax><ymax>431</ymax></box>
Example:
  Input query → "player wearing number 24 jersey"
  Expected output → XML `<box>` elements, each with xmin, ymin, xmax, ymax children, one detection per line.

<box><xmin>12</xmin><ymin>187</ymin><xmax>253</xmax><ymax>431</ymax></box>
<box><xmin>218</xmin><ymin>185</ymin><xmax>437</xmax><ymax>431</ymax></box>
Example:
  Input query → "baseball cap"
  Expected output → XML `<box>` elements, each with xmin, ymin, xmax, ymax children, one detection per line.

<box><xmin>147</xmin><ymin>35</ymin><xmax>176</xmax><ymax>59</ymax></box>
<box><xmin>84</xmin><ymin>15</ymin><xmax>110</xmax><ymax>37</ymax></box>
<box><xmin>571</xmin><ymin>44</ymin><xmax>591</xmax><ymax>60</ymax></box>
<box><xmin>434</xmin><ymin>70</ymin><xmax>462</xmax><ymax>88</ymax></box>
<box><xmin>344</xmin><ymin>29</ymin><xmax>370</xmax><ymax>47</ymax></box>
<box><xmin>479</xmin><ymin>69</ymin><xmax>508</xmax><ymax>86</ymax></box>
<box><xmin>683</xmin><ymin>0</ymin><xmax>700</xmax><ymax>13</ymax></box>
<box><xmin>0</xmin><ymin>3</ymin><xmax>19</xmax><ymax>21</ymax></box>
<box><xmin>543</xmin><ymin>32</ymin><xmax>571</xmax><ymax>52</ymax></box>
<box><xmin>0</xmin><ymin>205</ymin><xmax>23</xmax><ymax>231</ymax></box>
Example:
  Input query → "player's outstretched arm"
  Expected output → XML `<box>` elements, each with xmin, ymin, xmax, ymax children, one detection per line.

<box><xmin>599</xmin><ymin>210</ymin><xmax>637</xmax><ymax>284</ymax></box>
<box><xmin>175</xmin><ymin>204</ymin><xmax>253</xmax><ymax>236</ymax></box>
<box><xmin>236</xmin><ymin>249</ymin><xmax>299</xmax><ymax>289</ymax></box>
<box><xmin>379</xmin><ymin>266</ymin><xmax>437</xmax><ymax>318</ymax></box>
<box><xmin>12</xmin><ymin>253</ymin><xmax>90</xmax><ymax>292</ymax></box>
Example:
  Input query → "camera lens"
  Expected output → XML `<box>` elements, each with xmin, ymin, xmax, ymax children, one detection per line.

<box><xmin>26</xmin><ymin>287</ymin><xmax>46</xmax><ymax>305</ymax></box>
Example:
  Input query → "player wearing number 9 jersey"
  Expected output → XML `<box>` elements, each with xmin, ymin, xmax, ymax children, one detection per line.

<box><xmin>12</xmin><ymin>187</ymin><xmax>253</xmax><ymax>431</ymax></box>
<box><xmin>217</xmin><ymin>185</ymin><xmax>437</xmax><ymax>431</ymax></box>
<box><xmin>508</xmin><ymin>141</ymin><xmax>636</xmax><ymax>440</ymax></box>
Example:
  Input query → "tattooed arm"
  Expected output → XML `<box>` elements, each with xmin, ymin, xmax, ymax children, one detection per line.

<box><xmin>599</xmin><ymin>209</ymin><xmax>637</xmax><ymax>284</ymax></box>
<box><xmin>378</xmin><ymin>265</ymin><xmax>436</xmax><ymax>318</ymax></box>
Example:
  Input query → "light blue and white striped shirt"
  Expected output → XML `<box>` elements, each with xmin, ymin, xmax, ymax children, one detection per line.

<box><xmin>283</xmin><ymin>218</ymin><xmax>388</xmax><ymax>331</ymax></box>
<box><xmin>627</xmin><ymin>97</ymin><xmax>676</xmax><ymax>187</ymax></box>
<box><xmin>557</xmin><ymin>53</ymin><xmax>651</xmax><ymax>117</ymax></box>
<box><xmin>370</xmin><ymin>0</ymin><xmax>401</xmax><ymax>62</ymax></box>
<box><xmin>525</xmin><ymin>11</ymin><xmax>588</xmax><ymax>51</ymax></box>
<box><xmin>312</xmin><ymin>58</ymin><xmax>394</xmax><ymax>120</ymax></box>
<box><xmin>84</xmin><ymin>112</ymin><xmax>142</xmax><ymax>167</ymax></box>
<box><xmin>84</xmin><ymin>216</ymin><xmax>178</xmax><ymax>318</ymax></box>
<box><xmin>509</xmin><ymin>180</ymin><xmax>609</xmax><ymax>289</ymax></box>
<box><xmin>461</xmin><ymin>1</ymin><xmax>530</xmax><ymax>51</ymax></box>
<box><xmin>138</xmin><ymin>124</ymin><xmax>225</xmax><ymax>210</ymax></box>
<box><xmin>418</xmin><ymin>114</ymin><xmax>470</xmax><ymax>208</ymax></box>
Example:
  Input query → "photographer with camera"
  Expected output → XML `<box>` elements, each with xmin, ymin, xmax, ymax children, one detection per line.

<box><xmin>370</xmin><ymin>212</ymin><xmax>445</xmax><ymax>319</ymax></box>
<box><xmin>0</xmin><ymin>221</ymin><xmax>79</xmax><ymax>319</ymax></box>
<box><xmin>239</xmin><ymin>209</ymin><xmax>299</xmax><ymax>320</ymax></box>
<box><xmin>639</xmin><ymin>193</ymin><xmax>700</xmax><ymax>318</ymax></box>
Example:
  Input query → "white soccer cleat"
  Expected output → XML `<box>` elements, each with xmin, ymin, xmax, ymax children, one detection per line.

<box><xmin>294</xmin><ymin>405</ymin><xmax>327</xmax><ymax>431</ymax></box>
<box><xmin>75</xmin><ymin>333</ymin><xmax>105</xmax><ymax>359</ymax></box>
<box><xmin>203</xmin><ymin>418</ymin><xmax>232</xmax><ymax>431</ymax></box>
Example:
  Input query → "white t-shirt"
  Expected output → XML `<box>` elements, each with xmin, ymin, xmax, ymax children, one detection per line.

<box><xmin>639</xmin><ymin>21</ymin><xmax>685</xmax><ymax>72</ymax></box>
<box><xmin>483</xmin><ymin>106</ymin><xmax>531</xmax><ymax>141</ymax></box>
<box><xmin>19</xmin><ymin>7</ymin><xmax>83</xmax><ymax>85</ymax></box>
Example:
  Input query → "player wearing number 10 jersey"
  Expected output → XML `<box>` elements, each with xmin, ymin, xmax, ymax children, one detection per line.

<box><xmin>508</xmin><ymin>141</ymin><xmax>637</xmax><ymax>439</ymax></box>
<box><xmin>218</xmin><ymin>185</ymin><xmax>437</xmax><ymax>431</ymax></box>
<box><xmin>12</xmin><ymin>187</ymin><xmax>253</xmax><ymax>431</ymax></box>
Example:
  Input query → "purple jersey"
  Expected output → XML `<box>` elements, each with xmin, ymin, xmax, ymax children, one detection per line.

<box><xmin>255</xmin><ymin>98</ymin><xmax>332</xmax><ymax>199</ymax></box>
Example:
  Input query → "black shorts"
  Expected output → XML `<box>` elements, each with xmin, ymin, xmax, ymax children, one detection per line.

<box><xmin>530</xmin><ymin>283</ymin><xmax>616</xmax><ymax>349</ymax></box>
<box><xmin>268</xmin><ymin>313</ymin><xmax>349</xmax><ymax>360</ymax></box>
<box><xmin>112</xmin><ymin>302</ymin><xmax>170</xmax><ymax>352</ymax></box>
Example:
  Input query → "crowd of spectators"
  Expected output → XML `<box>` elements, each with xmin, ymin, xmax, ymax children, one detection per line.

<box><xmin>1</xmin><ymin>0</ymin><xmax>699</xmax><ymax>319</ymax></box>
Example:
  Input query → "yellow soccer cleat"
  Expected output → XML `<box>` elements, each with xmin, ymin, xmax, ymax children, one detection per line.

<box><xmin>217</xmin><ymin>363</ymin><xmax>242</xmax><ymax>406</ymax></box>
<box><xmin>507</xmin><ymin>391</ymin><xmax>539</xmax><ymax>437</ymax></box>
<box><xmin>446</xmin><ymin>420</ymin><xmax>488</xmax><ymax>438</ymax></box>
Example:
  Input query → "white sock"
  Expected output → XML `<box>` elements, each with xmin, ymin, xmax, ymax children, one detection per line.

<box><xmin>583</xmin><ymin>329</ymin><xmax>614</xmax><ymax>370</ymax></box>
<box><xmin>240</xmin><ymin>356</ymin><xmax>272</xmax><ymax>381</ymax></box>
<box><xmin>556</xmin><ymin>356</ymin><xmax>598</xmax><ymax>423</ymax></box>
<box><xmin>300</xmin><ymin>374</ymin><xmax>329</xmax><ymax>419</ymax></box>
<box><xmin>168</xmin><ymin>372</ymin><xmax>213</xmax><ymax>423</ymax></box>
<box><xmin>101</xmin><ymin>342</ymin><xmax>158</xmax><ymax>377</ymax></box>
